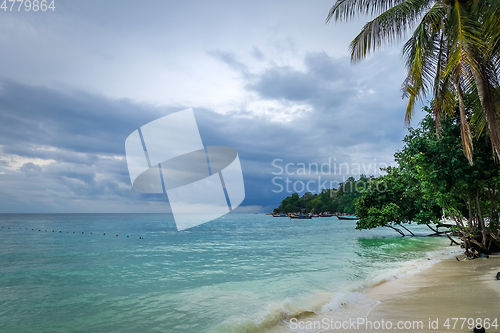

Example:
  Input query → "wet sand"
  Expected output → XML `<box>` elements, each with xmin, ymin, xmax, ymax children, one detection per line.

<box><xmin>325</xmin><ymin>254</ymin><xmax>500</xmax><ymax>333</ymax></box>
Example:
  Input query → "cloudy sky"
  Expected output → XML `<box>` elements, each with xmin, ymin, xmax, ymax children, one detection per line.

<box><xmin>0</xmin><ymin>0</ymin><xmax>427</xmax><ymax>213</ymax></box>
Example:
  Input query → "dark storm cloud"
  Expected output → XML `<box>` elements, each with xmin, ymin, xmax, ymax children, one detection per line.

<box><xmin>246</xmin><ymin>52</ymin><xmax>350</xmax><ymax>102</ymax></box>
<box><xmin>0</xmin><ymin>80</ymin><xmax>187</xmax><ymax>211</ymax></box>
<box><xmin>247</xmin><ymin>66</ymin><xmax>319</xmax><ymax>101</ymax></box>
<box><xmin>0</xmin><ymin>0</ymin><xmax>420</xmax><ymax>213</ymax></box>
<box><xmin>233</xmin><ymin>49</ymin><xmax>410</xmax><ymax>149</ymax></box>
<box><xmin>303</xmin><ymin>52</ymin><xmax>348</xmax><ymax>82</ymax></box>
<box><xmin>0</xmin><ymin>80</ymin><xmax>290</xmax><ymax>210</ymax></box>
<box><xmin>197</xmin><ymin>50</ymin><xmax>411</xmax><ymax>207</ymax></box>
<box><xmin>0</xmin><ymin>80</ymin><xmax>182</xmax><ymax>156</ymax></box>
<box><xmin>0</xmin><ymin>47</ymin><xmax>413</xmax><ymax>212</ymax></box>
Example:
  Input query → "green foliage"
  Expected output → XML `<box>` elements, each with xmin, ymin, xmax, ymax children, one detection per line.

<box><xmin>327</xmin><ymin>0</ymin><xmax>500</xmax><ymax>160</ymax></box>
<box><xmin>355</xmin><ymin>165</ymin><xmax>442</xmax><ymax>231</ymax></box>
<box><xmin>355</xmin><ymin>105</ymin><xmax>500</xmax><ymax>253</ymax></box>
<box><xmin>397</xmin><ymin>107</ymin><xmax>500</xmax><ymax>222</ymax></box>
<box><xmin>274</xmin><ymin>176</ymin><xmax>371</xmax><ymax>214</ymax></box>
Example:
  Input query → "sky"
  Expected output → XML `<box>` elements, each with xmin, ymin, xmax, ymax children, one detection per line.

<box><xmin>0</xmin><ymin>0</ymin><xmax>428</xmax><ymax>213</ymax></box>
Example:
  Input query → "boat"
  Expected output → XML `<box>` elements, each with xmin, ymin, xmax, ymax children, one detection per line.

<box><xmin>337</xmin><ymin>216</ymin><xmax>358</xmax><ymax>220</ymax></box>
<box><xmin>272</xmin><ymin>214</ymin><xmax>288</xmax><ymax>217</ymax></box>
<box><xmin>320</xmin><ymin>214</ymin><xmax>334</xmax><ymax>217</ymax></box>
<box><xmin>289</xmin><ymin>214</ymin><xmax>312</xmax><ymax>219</ymax></box>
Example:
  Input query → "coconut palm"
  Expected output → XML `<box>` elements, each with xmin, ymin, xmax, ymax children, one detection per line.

<box><xmin>327</xmin><ymin>0</ymin><xmax>500</xmax><ymax>162</ymax></box>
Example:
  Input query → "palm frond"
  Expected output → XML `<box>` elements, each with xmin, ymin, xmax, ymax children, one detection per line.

<box><xmin>401</xmin><ymin>2</ymin><xmax>447</xmax><ymax>123</ymax></box>
<box><xmin>348</xmin><ymin>0</ymin><xmax>435</xmax><ymax>62</ymax></box>
<box><xmin>326</xmin><ymin>0</ymin><xmax>411</xmax><ymax>23</ymax></box>
<box><xmin>328</xmin><ymin>0</ymin><xmax>500</xmax><ymax>161</ymax></box>
<box><xmin>444</xmin><ymin>0</ymin><xmax>500</xmax><ymax>160</ymax></box>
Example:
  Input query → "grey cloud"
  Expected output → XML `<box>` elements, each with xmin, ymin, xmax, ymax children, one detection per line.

<box><xmin>237</xmin><ymin>50</ymin><xmax>408</xmax><ymax>146</ymax></box>
<box><xmin>5</xmin><ymin>144</ymin><xmax>99</xmax><ymax>166</ymax></box>
<box><xmin>244</xmin><ymin>51</ymin><xmax>356</xmax><ymax>104</ymax></box>
<box><xmin>0</xmin><ymin>80</ymin><xmax>179</xmax><ymax>156</ymax></box>
<box><xmin>208</xmin><ymin>50</ymin><xmax>249</xmax><ymax>74</ymax></box>
<box><xmin>251</xmin><ymin>47</ymin><xmax>265</xmax><ymax>61</ymax></box>
<box><xmin>303</xmin><ymin>52</ymin><xmax>348</xmax><ymax>82</ymax></box>
<box><xmin>1</xmin><ymin>0</ymin><xmax>415</xmax><ymax>212</ymax></box>
<box><xmin>19</xmin><ymin>162</ymin><xmax>42</xmax><ymax>175</ymax></box>
<box><xmin>0</xmin><ymin>46</ymin><xmax>412</xmax><ymax>212</ymax></box>
<box><xmin>246</xmin><ymin>66</ymin><xmax>320</xmax><ymax>101</ymax></box>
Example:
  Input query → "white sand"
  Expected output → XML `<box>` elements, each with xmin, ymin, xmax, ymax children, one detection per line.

<box><xmin>323</xmin><ymin>254</ymin><xmax>500</xmax><ymax>333</ymax></box>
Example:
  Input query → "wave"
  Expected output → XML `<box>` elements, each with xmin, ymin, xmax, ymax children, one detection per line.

<box><xmin>364</xmin><ymin>246</ymin><xmax>463</xmax><ymax>288</ymax></box>
<box><xmin>208</xmin><ymin>297</ymin><xmax>324</xmax><ymax>333</ymax></box>
<box><xmin>208</xmin><ymin>245</ymin><xmax>463</xmax><ymax>333</ymax></box>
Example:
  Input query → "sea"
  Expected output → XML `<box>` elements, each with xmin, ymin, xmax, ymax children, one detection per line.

<box><xmin>0</xmin><ymin>213</ymin><xmax>461</xmax><ymax>333</ymax></box>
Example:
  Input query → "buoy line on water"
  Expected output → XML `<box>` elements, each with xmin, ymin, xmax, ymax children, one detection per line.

<box><xmin>0</xmin><ymin>226</ymin><xmax>141</xmax><ymax>239</ymax></box>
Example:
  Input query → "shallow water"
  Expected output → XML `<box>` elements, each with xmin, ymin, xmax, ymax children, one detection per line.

<box><xmin>0</xmin><ymin>214</ymin><xmax>454</xmax><ymax>333</ymax></box>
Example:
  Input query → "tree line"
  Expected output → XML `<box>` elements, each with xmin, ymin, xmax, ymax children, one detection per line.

<box><xmin>273</xmin><ymin>175</ymin><xmax>373</xmax><ymax>214</ymax></box>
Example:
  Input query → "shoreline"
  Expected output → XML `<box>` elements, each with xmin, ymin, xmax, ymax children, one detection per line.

<box><xmin>300</xmin><ymin>253</ymin><xmax>500</xmax><ymax>333</ymax></box>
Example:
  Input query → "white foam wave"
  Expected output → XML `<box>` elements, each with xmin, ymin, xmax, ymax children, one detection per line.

<box><xmin>320</xmin><ymin>292</ymin><xmax>368</xmax><ymax>313</ymax></box>
<box><xmin>211</xmin><ymin>245</ymin><xmax>464</xmax><ymax>333</ymax></box>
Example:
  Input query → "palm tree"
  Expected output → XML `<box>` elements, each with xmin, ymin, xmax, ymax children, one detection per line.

<box><xmin>327</xmin><ymin>0</ymin><xmax>500</xmax><ymax>162</ymax></box>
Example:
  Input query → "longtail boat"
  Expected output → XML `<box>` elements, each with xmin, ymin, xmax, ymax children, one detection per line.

<box><xmin>337</xmin><ymin>216</ymin><xmax>358</xmax><ymax>220</ymax></box>
<box><xmin>289</xmin><ymin>214</ymin><xmax>312</xmax><ymax>219</ymax></box>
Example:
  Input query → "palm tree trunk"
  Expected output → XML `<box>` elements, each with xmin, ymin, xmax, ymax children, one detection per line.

<box><xmin>456</xmin><ymin>82</ymin><xmax>473</xmax><ymax>162</ymax></box>
<box><xmin>475</xmin><ymin>190</ymin><xmax>487</xmax><ymax>250</ymax></box>
<box><xmin>465</xmin><ymin>44</ymin><xmax>500</xmax><ymax>160</ymax></box>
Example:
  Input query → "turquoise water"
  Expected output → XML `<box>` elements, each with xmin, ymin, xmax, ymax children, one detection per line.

<box><xmin>0</xmin><ymin>214</ymin><xmax>455</xmax><ymax>333</ymax></box>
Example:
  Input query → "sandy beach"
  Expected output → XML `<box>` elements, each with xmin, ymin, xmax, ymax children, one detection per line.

<box><xmin>322</xmin><ymin>254</ymin><xmax>500</xmax><ymax>333</ymax></box>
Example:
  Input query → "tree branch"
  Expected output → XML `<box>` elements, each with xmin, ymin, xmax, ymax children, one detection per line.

<box><xmin>445</xmin><ymin>232</ymin><xmax>461</xmax><ymax>245</ymax></box>
<box><xmin>400</xmin><ymin>224</ymin><xmax>415</xmax><ymax>236</ymax></box>
<box><xmin>386</xmin><ymin>225</ymin><xmax>405</xmax><ymax>237</ymax></box>
<box><xmin>427</xmin><ymin>224</ymin><xmax>439</xmax><ymax>233</ymax></box>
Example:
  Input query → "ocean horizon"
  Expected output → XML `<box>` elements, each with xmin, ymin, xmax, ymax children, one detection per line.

<box><xmin>0</xmin><ymin>213</ymin><xmax>458</xmax><ymax>333</ymax></box>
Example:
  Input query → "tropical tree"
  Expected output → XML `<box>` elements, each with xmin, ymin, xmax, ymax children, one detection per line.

<box><xmin>400</xmin><ymin>107</ymin><xmax>500</xmax><ymax>254</ymax></box>
<box><xmin>355</xmin><ymin>106</ymin><xmax>500</xmax><ymax>256</ymax></box>
<box><xmin>327</xmin><ymin>0</ymin><xmax>500</xmax><ymax>161</ymax></box>
<box><xmin>355</xmin><ymin>166</ymin><xmax>443</xmax><ymax>237</ymax></box>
